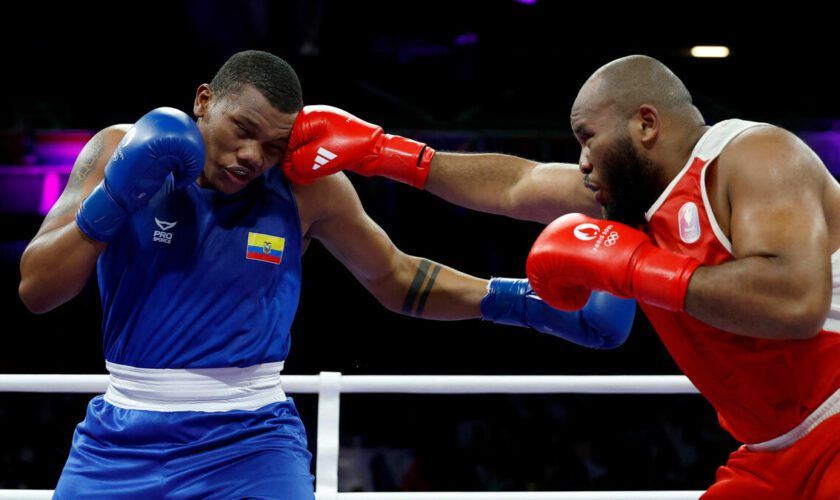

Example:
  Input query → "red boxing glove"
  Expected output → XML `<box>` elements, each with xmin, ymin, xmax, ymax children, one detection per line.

<box><xmin>526</xmin><ymin>213</ymin><xmax>701</xmax><ymax>312</ymax></box>
<box><xmin>282</xmin><ymin>105</ymin><xmax>435</xmax><ymax>189</ymax></box>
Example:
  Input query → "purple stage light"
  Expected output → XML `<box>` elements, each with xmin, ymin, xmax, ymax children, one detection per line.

<box><xmin>34</xmin><ymin>130</ymin><xmax>92</xmax><ymax>165</ymax></box>
<box><xmin>39</xmin><ymin>172</ymin><xmax>63</xmax><ymax>215</ymax></box>
<box><xmin>0</xmin><ymin>165</ymin><xmax>73</xmax><ymax>214</ymax></box>
<box><xmin>454</xmin><ymin>33</ymin><xmax>479</xmax><ymax>46</ymax></box>
<box><xmin>799</xmin><ymin>130</ymin><xmax>840</xmax><ymax>178</ymax></box>
<box><xmin>0</xmin><ymin>130</ymin><xmax>91</xmax><ymax>215</ymax></box>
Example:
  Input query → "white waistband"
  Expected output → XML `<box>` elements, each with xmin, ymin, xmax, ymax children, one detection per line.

<box><xmin>104</xmin><ymin>361</ymin><xmax>287</xmax><ymax>412</ymax></box>
<box><xmin>745</xmin><ymin>387</ymin><xmax>840</xmax><ymax>452</ymax></box>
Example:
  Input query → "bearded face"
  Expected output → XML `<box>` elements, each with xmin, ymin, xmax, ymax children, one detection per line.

<box><xmin>596</xmin><ymin>134</ymin><xmax>662</xmax><ymax>228</ymax></box>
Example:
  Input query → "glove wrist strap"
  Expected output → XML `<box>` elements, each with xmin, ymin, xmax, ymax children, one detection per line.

<box><xmin>376</xmin><ymin>135</ymin><xmax>435</xmax><ymax>189</ymax></box>
<box><xmin>75</xmin><ymin>181</ymin><xmax>129</xmax><ymax>242</ymax></box>
<box><xmin>633</xmin><ymin>248</ymin><xmax>701</xmax><ymax>311</ymax></box>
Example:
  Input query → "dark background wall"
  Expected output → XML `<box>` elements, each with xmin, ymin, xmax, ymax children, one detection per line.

<box><xmin>1</xmin><ymin>0</ymin><xmax>836</xmax><ymax>492</ymax></box>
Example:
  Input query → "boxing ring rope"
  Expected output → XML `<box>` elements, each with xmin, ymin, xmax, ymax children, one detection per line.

<box><xmin>0</xmin><ymin>373</ymin><xmax>704</xmax><ymax>500</ymax></box>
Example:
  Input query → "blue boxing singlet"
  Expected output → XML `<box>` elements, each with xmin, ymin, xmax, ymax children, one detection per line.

<box><xmin>97</xmin><ymin>167</ymin><xmax>302</xmax><ymax>368</ymax></box>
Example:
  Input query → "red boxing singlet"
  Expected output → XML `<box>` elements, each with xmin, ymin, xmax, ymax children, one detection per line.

<box><xmin>643</xmin><ymin>119</ymin><xmax>840</xmax><ymax>446</ymax></box>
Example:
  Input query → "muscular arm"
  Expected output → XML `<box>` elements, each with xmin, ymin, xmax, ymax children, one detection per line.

<box><xmin>300</xmin><ymin>173</ymin><xmax>486</xmax><ymax>319</ymax></box>
<box><xmin>424</xmin><ymin>153</ymin><xmax>601</xmax><ymax>224</ymax></box>
<box><xmin>18</xmin><ymin>126</ymin><xmax>128</xmax><ymax>313</ymax></box>
<box><xmin>684</xmin><ymin>127</ymin><xmax>832</xmax><ymax>339</ymax></box>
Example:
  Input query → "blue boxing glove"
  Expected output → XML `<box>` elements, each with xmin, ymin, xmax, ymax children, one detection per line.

<box><xmin>76</xmin><ymin>107</ymin><xmax>205</xmax><ymax>242</ymax></box>
<box><xmin>480</xmin><ymin>278</ymin><xmax>635</xmax><ymax>349</ymax></box>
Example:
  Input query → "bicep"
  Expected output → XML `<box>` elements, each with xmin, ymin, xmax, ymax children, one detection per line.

<box><xmin>683</xmin><ymin>129</ymin><xmax>832</xmax><ymax>337</ymax></box>
<box><xmin>723</xmin><ymin>129</ymin><xmax>831</xmax><ymax>309</ymax></box>
<box><xmin>307</xmin><ymin>175</ymin><xmax>404</xmax><ymax>286</ymax></box>
<box><xmin>728</xmin><ymin>131</ymin><xmax>829</xmax><ymax>266</ymax></box>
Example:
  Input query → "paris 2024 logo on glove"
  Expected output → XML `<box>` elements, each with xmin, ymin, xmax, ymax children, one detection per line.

<box><xmin>573</xmin><ymin>223</ymin><xmax>620</xmax><ymax>250</ymax></box>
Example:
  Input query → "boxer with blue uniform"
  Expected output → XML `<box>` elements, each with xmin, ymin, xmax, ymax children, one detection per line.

<box><xmin>19</xmin><ymin>51</ymin><xmax>634</xmax><ymax>498</ymax></box>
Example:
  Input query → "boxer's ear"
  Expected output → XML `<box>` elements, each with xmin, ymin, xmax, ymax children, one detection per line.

<box><xmin>636</xmin><ymin>104</ymin><xmax>660</xmax><ymax>148</ymax></box>
<box><xmin>194</xmin><ymin>84</ymin><xmax>213</xmax><ymax>119</ymax></box>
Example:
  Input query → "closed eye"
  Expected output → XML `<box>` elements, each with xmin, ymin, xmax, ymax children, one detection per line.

<box><xmin>234</xmin><ymin>121</ymin><xmax>251</xmax><ymax>137</ymax></box>
<box><xmin>572</xmin><ymin>124</ymin><xmax>591</xmax><ymax>145</ymax></box>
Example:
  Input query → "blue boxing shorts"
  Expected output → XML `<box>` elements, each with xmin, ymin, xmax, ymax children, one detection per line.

<box><xmin>54</xmin><ymin>362</ymin><xmax>314</xmax><ymax>500</ymax></box>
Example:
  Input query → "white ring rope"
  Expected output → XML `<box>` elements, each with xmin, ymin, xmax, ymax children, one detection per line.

<box><xmin>332</xmin><ymin>493</ymin><xmax>703</xmax><ymax>500</ymax></box>
<box><xmin>0</xmin><ymin>492</ymin><xmax>704</xmax><ymax>500</ymax></box>
<box><xmin>0</xmin><ymin>374</ymin><xmax>699</xmax><ymax>394</ymax></box>
<box><xmin>0</xmin><ymin>373</ymin><xmax>704</xmax><ymax>500</ymax></box>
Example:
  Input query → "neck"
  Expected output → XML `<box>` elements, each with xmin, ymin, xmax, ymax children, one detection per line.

<box><xmin>656</xmin><ymin>124</ymin><xmax>710</xmax><ymax>190</ymax></box>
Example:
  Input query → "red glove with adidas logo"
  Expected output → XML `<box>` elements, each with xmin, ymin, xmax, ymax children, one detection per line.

<box><xmin>282</xmin><ymin>105</ymin><xmax>435</xmax><ymax>188</ymax></box>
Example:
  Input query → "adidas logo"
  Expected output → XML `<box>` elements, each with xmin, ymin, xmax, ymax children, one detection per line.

<box><xmin>311</xmin><ymin>147</ymin><xmax>337</xmax><ymax>170</ymax></box>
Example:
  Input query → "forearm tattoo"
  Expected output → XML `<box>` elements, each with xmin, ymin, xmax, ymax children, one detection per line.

<box><xmin>402</xmin><ymin>259</ymin><xmax>442</xmax><ymax>317</ymax></box>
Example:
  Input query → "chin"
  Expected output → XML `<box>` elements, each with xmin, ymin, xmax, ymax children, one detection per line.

<box><xmin>206</xmin><ymin>170</ymin><xmax>244</xmax><ymax>194</ymax></box>
<box><xmin>218</xmin><ymin>181</ymin><xmax>247</xmax><ymax>195</ymax></box>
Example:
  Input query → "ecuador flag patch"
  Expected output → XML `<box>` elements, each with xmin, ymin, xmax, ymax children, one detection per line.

<box><xmin>246</xmin><ymin>232</ymin><xmax>285</xmax><ymax>265</ymax></box>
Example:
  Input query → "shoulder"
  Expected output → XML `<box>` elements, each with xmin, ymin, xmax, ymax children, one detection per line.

<box><xmin>717</xmin><ymin>124</ymin><xmax>824</xmax><ymax>189</ymax></box>
<box><xmin>68</xmin><ymin>124</ymin><xmax>133</xmax><ymax>185</ymax></box>
<box><xmin>720</xmin><ymin>124</ymin><xmax>820</xmax><ymax>173</ymax></box>
<box><xmin>100</xmin><ymin>123</ymin><xmax>133</xmax><ymax>147</ymax></box>
<box><xmin>84</xmin><ymin>124</ymin><xmax>134</xmax><ymax>164</ymax></box>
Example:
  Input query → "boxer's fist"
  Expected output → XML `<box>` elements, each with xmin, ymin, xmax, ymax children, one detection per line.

<box><xmin>283</xmin><ymin>105</ymin><xmax>434</xmax><ymax>188</ymax></box>
<box><xmin>76</xmin><ymin>107</ymin><xmax>205</xmax><ymax>242</ymax></box>
<box><xmin>526</xmin><ymin>213</ymin><xmax>701</xmax><ymax>311</ymax></box>
<box><xmin>481</xmin><ymin>278</ymin><xmax>635</xmax><ymax>349</ymax></box>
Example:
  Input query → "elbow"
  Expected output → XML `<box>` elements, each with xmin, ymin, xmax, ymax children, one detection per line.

<box><xmin>370</xmin><ymin>254</ymin><xmax>418</xmax><ymax>317</ymax></box>
<box><xmin>785</xmin><ymin>317</ymin><xmax>827</xmax><ymax>341</ymax></box>
<box><xmin>377</xmin><ymin>292</ymin><xmax>404</xmax><ymax>316</ymax></box>
<box><xmin>19</xmin><ymin>279</ymin><xmax>51</xmax><ymax>314</ymax></box>
<box><xmin>18</xmin><ymin>271</ymin><xmax>67</xmax><ymax>314</ymax></box>
<box><xmin>19</xmin><ymin>250</ymin><xmax>50</xmax><ymax>314</ymax></box>
<box><xmin>779</xmin><ymin>321</ymin><xmax>823</xmax><ymax>341</ymax></box>
<box><xmin>364</xmin><ymin>276</ymin><xmax>406</xmax><ymax>316</ymax></box>
<box><xmin>774</xmin><ymin>297</ymin><xmax>829</xmax><ymax>340</ymax></box>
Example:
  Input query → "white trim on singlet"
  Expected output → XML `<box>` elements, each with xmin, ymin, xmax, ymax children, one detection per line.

<box><xmin>644</xmin><ymin>136</ymin><xmax>705</xmax><ymax>221</ymax></box>
<box><xmin>104</xmin><ymin>360</ymin><xmax>287</xmax><ymax>412</ymax></box>
<box><xmin>824</xmin><ymin>248</ymin><xmax>840</xmax><ymax>332</ymax></box>
<box><xmin>645</xmin><ymin>119</ymin><xmax>767</xmax><ymax>225</ymax></box>
<box><xmin>746</xmin><ymin>386</ymin><xmax>840</xmax><ymax>451</ymax></box>
<box><xmin>698</xmin><ymin>163</ymin><xmax>734</xmax><ymax>255</ymax></box>
<box><xmin>694</xmin><ymin>120</ymin><xmax>768</xmax><ymax>255</ymax></box>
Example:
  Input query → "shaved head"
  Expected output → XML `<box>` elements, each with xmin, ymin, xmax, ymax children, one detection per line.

<box><xmin>579</xmin><ymin>55</ymin><xmax>696</xmax><ymax>119</ymax></box>
<box><xmin>570</xmin><ymin>55</ymin><xmax>707</xmax><ymax>228</ymax></box>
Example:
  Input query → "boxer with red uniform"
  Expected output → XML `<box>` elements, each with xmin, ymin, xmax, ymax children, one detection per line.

<box><xmin>284</xmin><ymin>55</ymin><xmax>840</xmax><ymax>497</ymax></box>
